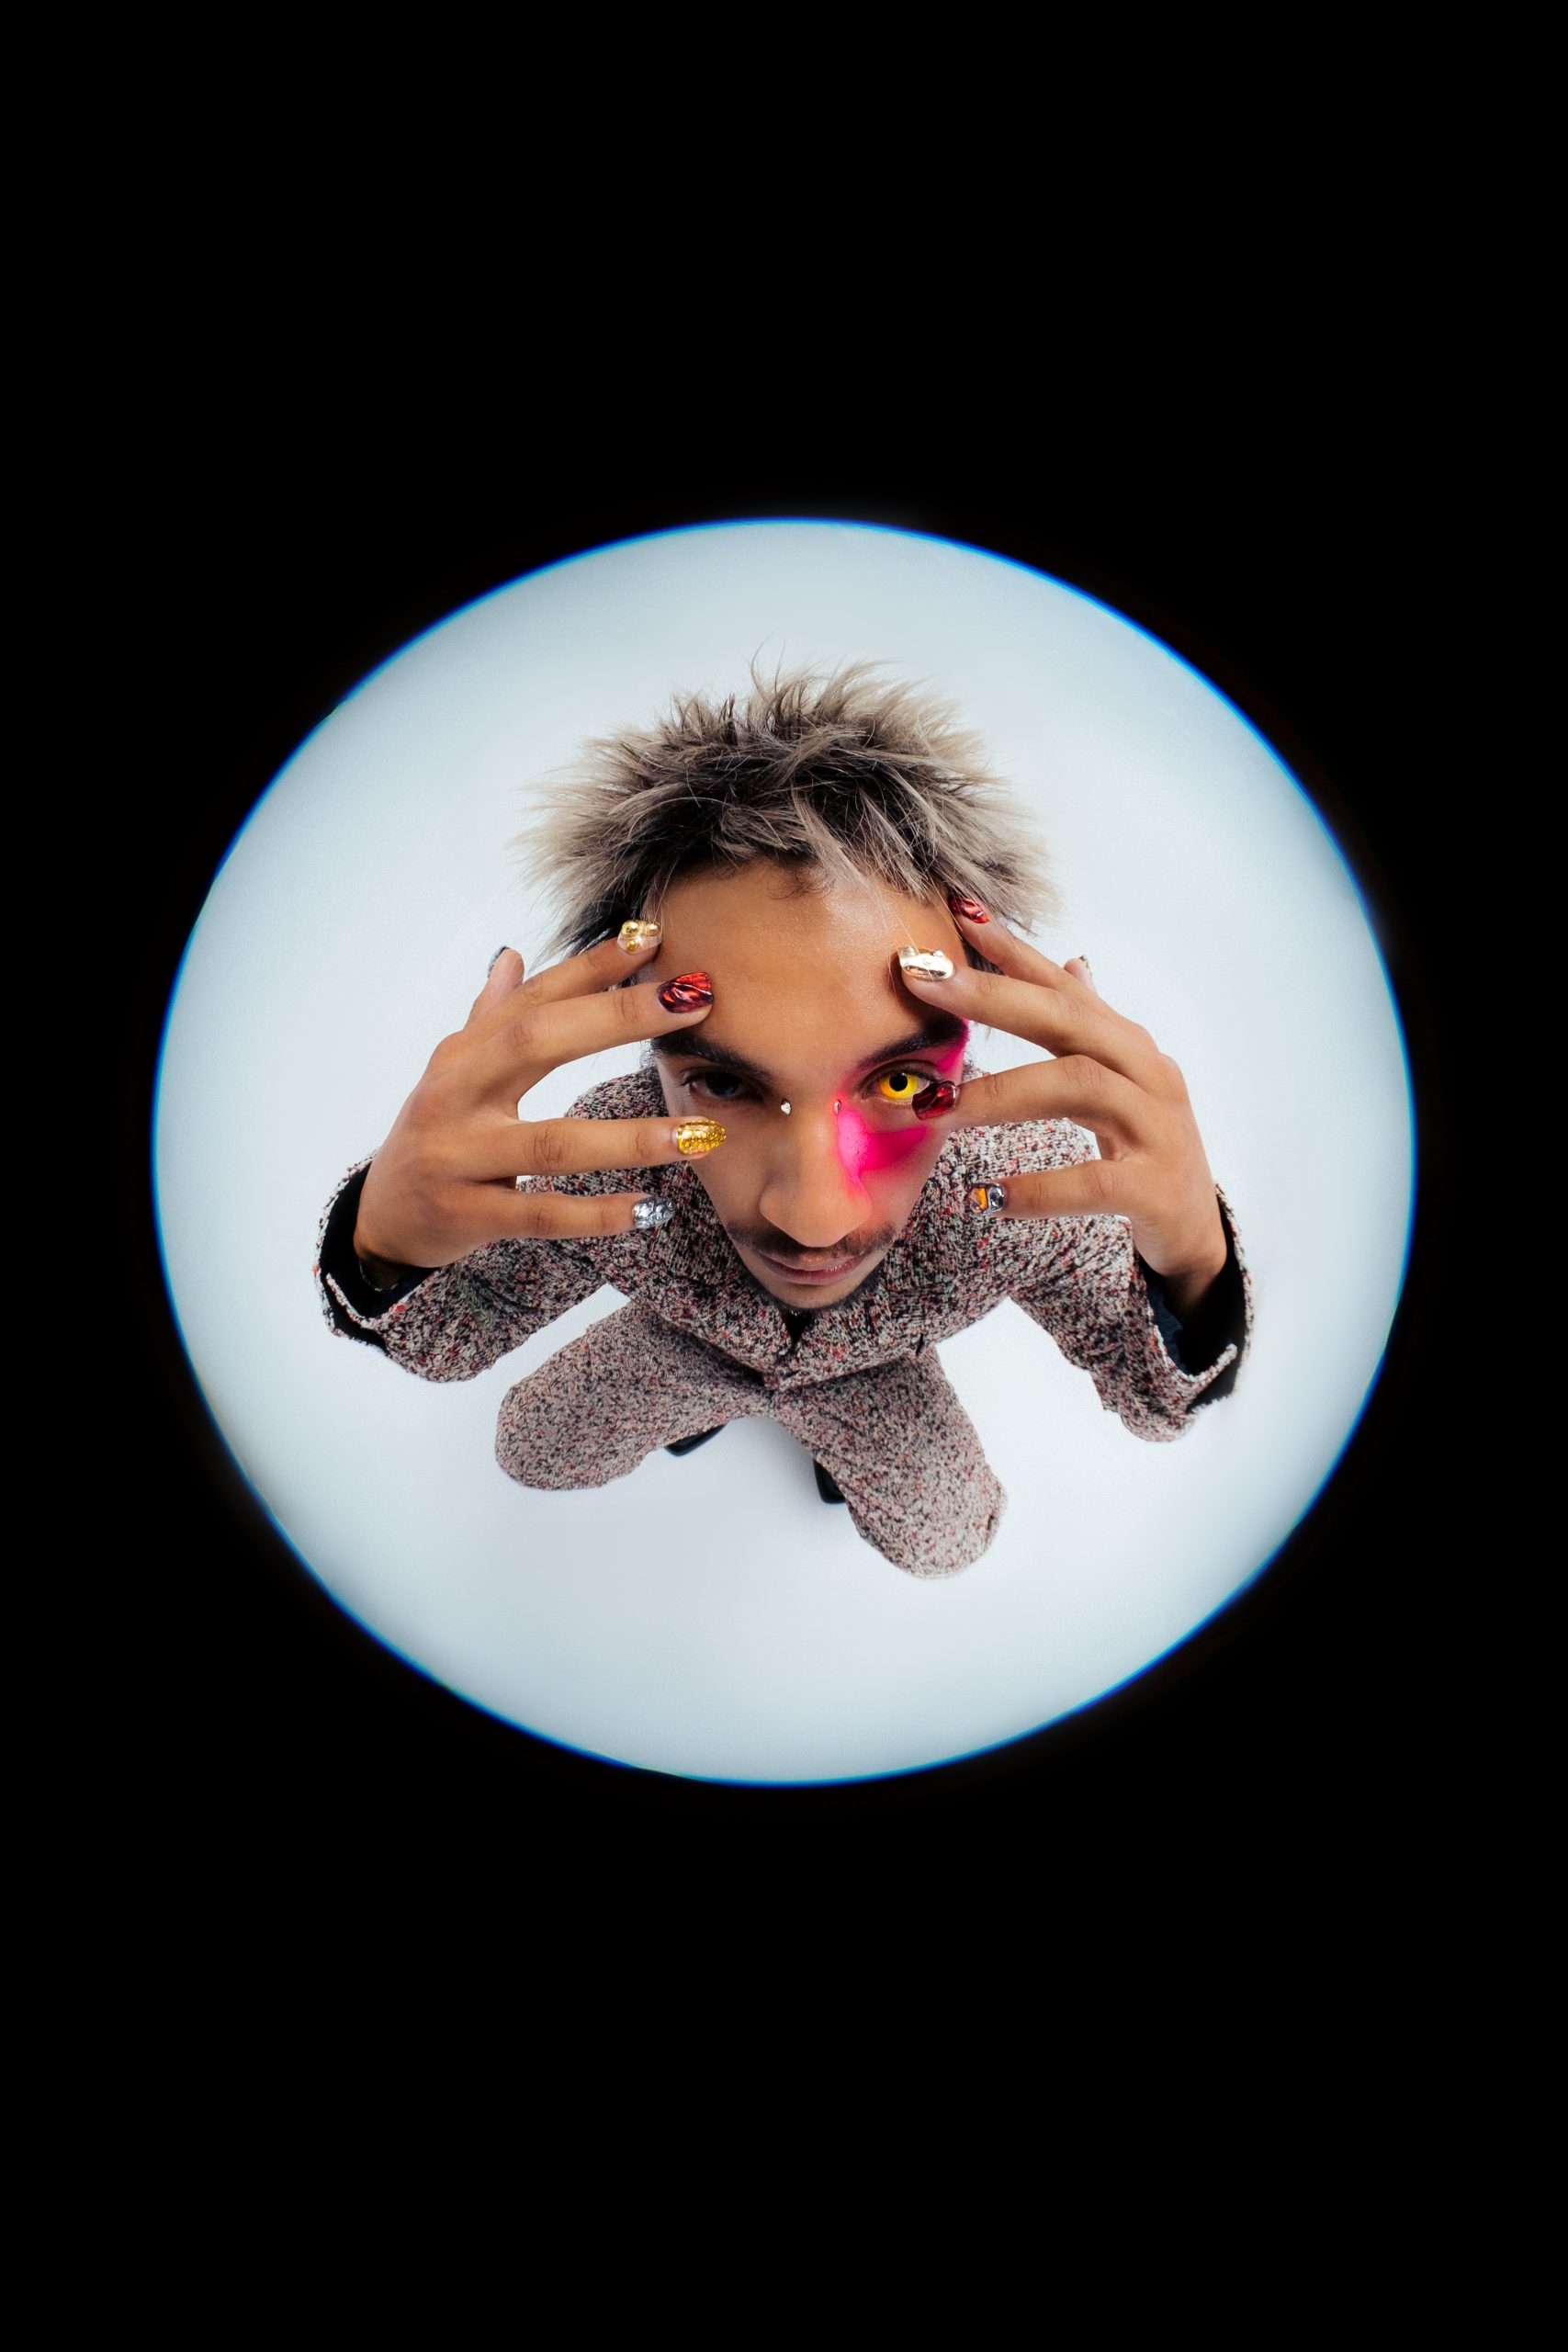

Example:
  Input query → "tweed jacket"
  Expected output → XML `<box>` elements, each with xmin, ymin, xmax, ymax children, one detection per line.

<box><xmin>318</xmin><ymin>1065</ymin><xmax>1250</xmax><ymax>1438</ymax></box>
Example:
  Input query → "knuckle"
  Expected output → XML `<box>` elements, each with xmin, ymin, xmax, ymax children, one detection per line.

<box><xmin>520</xmin><ymin>1190</ymin><xmax>573</xmax><ymax>1237</ymax></box>
<box><xmin>424</xmin><ymin>1032</ymin><xmax>468</xmax><ymax>1080</ymax></box>
<box><xmin>527</xmin><ymin>1120</ymin><xmax>571</xmax><ymax>1175</ymax></box>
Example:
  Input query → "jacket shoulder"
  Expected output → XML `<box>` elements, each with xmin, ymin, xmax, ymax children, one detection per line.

<box><xmin>564</xmin><ymin>1063</ymin><xmax>666</xmax><ymax>1125</ymax></box>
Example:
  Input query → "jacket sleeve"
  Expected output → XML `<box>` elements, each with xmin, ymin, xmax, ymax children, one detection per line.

<box><xmin>1000</xmin><ymin>1125</ymin><xmax>1253</xmax><ymax>1442</ymax></box>
<box><xmin>314</xmin><ymin>1159</ymin><xmax>611</xmax><ymax>1384</ymax></box>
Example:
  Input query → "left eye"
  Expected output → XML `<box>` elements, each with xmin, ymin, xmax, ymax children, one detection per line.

<box><xmin>874</xmin><ymin>1069</ymin><xmax>925</xmax><ymax>1104</ymax></box>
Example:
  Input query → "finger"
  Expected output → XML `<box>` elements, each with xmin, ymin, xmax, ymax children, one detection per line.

<box><xmin>466</xmin><ymin>946</ymin><xmax>527</xmax><ymax>1024</ymax></box>
<box><xmin>898</xmin><ymin>934</ymin><xmax>1163</xmax><ymax>1088</ymax></box>
<box><xmin>966</xmin><ymin>1158</ymin><xmax>1139</xmax><ymax>1222</ymax></box>
<box><xmin>948</xmin><ymin>910</ymin><xmax>1109</xmax><ymax>1017</ymax></box>
<box><xmin>465</xmin><ymin>1112</ymin><xmax>727</xmax><ymax>1182</ymax></box>
<box><xmin>508</xmin><ymin>919</ymin><xmax>666</xmax><ymax>1012</ymax></box>
<box><xmin>470</xmin><ymin>967</ymin><xmax>716</xmax><ymax>1098</ymax></box>
<box><xmin>944</xmin><ymin>900</ymin><xmax>1074</xmax><ymax>990</ymax></box>
<box><xmin>952</xmin><ymin>1057</ymin><xmax>1151</xmax><ymax>1148</ymax></box>
<box><xmin>488</xmin><ymin>1185</ymin><xmax>685</xmax><ymax>1242</ymax></box>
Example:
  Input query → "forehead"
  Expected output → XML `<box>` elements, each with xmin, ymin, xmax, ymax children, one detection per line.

<box><xmin>651</xmin><ymin>859</ymin><xmax>965</xmax><ymax>1066</ymax></box>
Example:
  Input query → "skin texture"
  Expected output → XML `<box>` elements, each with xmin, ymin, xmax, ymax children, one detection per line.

<box><xmin>352</xmin><ymin>926</ymin><xmax>719</xmax><ymax>1279</ymax></box>
<box><xmin>910</xmin><ymin>899</ymin><xmax>1229</xmax><ymax>1318</ymax></box>
<box><xmin>355</xmin><ymin>858</ymin><xmax>1227</xmax><ymax>1322</ymax></box>
<box><xmin>642</xmin><ymin>864</ymin><xmax>974</xmax><ymax>1309</ymax></box>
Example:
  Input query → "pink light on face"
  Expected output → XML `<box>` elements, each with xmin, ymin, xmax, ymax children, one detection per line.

<box><xmin>834</xmin><ymin>1100</ymin><xmax>926</xmax><ymax>1182</ymax></box>
<box><xmin>835</xmin><ymin>1027</ymin><xmax>967</xmax><ymax>1184</ymax></box>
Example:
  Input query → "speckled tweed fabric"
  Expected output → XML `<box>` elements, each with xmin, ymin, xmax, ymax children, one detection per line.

<box><xmin>317</xmin><ymin>1065</ymin><xmax>1252</xmax><ymax>1578</ymax></box>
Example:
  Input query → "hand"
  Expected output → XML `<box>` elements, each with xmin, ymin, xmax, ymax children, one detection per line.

<box><xmin>898</xmin><ymin>911</ymin><xmax>1229</xmax><ymax>1319</ymax></box>
<box><xmin>353</xmin><ymin>927</ymin><xmax>724</xmax><ymax>1278</ymax></box>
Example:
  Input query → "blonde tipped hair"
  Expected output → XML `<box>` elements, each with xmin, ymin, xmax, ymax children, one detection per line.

<box><xmin>523</xmin><ymin>660</ymin><xmax>1059</xmax><ymax>958</ymax></box>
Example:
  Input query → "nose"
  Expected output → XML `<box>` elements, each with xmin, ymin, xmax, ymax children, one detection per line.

<box><xmin>757</xmin><ymin>1105</ymin><xmax>871</xmax><ymax>1248</ymax></box>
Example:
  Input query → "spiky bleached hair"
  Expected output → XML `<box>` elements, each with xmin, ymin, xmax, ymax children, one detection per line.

<box><xmin>522</xmin><ymin>661</ymin><xmax>1059</xmax><ymax>960</ymax></box>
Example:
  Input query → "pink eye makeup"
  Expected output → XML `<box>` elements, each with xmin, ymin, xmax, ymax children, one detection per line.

<box><xmin>662</xmin><ymin>1018</ymin><xmax>969</xmax><ymax>1138</ymax></box>
<box><xmin>675</xmin><ymin>1057</ymin><xmax>960</xmax><ymax>1123</ymax></box>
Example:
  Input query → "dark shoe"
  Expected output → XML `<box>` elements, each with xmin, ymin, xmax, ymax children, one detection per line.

<box><xmin>813</xmin><ymin>1460</ymin><xmax>847</xmax><ymax>1504</ymax></box>
<box><xmin>666</xmin><ymin>1426</ymin><xmax>723</xmax><ymax>1458</ymax></box>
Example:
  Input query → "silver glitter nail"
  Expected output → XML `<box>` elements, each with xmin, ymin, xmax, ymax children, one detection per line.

<box><xmin>632</xmin><ymin>1198</ymin><xmax>676</xmax><ymax>1232</ymax></box>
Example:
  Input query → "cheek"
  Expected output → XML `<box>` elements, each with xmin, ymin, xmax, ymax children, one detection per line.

<box><xmin>838</xmin><ymin>1028</ymin><xmax>967</xmax><ymax>1182</ymax></box>
<box><xmin>836</xmin><ymin>1106</ymin><xmax>931</xmax><ymax>1184</ymax></box>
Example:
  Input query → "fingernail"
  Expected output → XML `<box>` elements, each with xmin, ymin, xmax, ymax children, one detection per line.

<box><xmin>970</xmin><ymin>1182</ymin><xmax>1007</xmax><ymax>1214</ymax></box>
<box><xmin>632</xmin><ymin>1197</ymin><xmax>676</xmax><ymax>1231</ymax></box>
<box><xmin>1077</xmin><ymin>956</ymin><xmax>1095</xmax><ymax>988</ymax></box>
<box><xmin>673</xmin><ymin>1118</ymin><xmax>726</xmax><ymax>1157</ymax></box>
<box><xmin>913</xmin><ymin>1079</ymin><xmax>960</xmax><ymax>1120</ymax></box>
<box><xmin>898</xmin><ymin>947</ymin><xmax>955</xmax><ymax>982</ymax></box>
<box><xmin>618</xmin><ymin>918</ymin><xmax>661</xmax><ymax>953</ymax></box>
<box><xmin>947</xmin><ymin>892</ymin><xmax>990</xmax><ymax>924</ymax></box>
<box><xmin>487</xmin><ymin>945</ymin><xmax>511</xmax><ymax>975</ymax></box>
<box><xmin>658</xmin><ymin>971</ymin><xmax>713</xmax><ymax>1011</ymax></box>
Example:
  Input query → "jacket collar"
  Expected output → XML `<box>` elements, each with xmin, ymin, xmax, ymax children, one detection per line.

<box><xmin>648</xmin><ymin>1155</ymin><xmax>938</xmax><ymax>1371</ymax></box>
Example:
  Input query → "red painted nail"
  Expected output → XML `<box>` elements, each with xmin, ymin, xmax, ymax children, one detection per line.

<box><xmin>947</xmin><ymin>891</ymin><xmax>989</xmax><ymax>924</ymax></box>
<box><xmin>657</xmin><ymin>971</ymin><xmax>713</xmax><ymax>1012</ymax></box>
<box><xmin>912</xmin><ymin>1078</ymin><xmax>960</xmax><ymax>1120</ymax></box>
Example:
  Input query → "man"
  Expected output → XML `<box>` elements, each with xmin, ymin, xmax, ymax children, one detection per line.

<box><xmin>316</xmin><ymin>664</ymin><xmax>1250</xmax><ymax>1577</ymax></box>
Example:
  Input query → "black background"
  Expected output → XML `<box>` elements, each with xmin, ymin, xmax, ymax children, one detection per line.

<box><xmin>113</xmin><ymin>369</ymin><xmax>1447</xmax><ymax>1915</ymax></box>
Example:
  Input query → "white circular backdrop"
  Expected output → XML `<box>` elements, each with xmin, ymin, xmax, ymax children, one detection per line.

<box><xmin>154</xmin><ymin>520</ymin><xmax>1413</xmax><ymax>1783</ymax></box>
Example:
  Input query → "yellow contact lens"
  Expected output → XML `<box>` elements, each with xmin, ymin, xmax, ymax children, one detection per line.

<box><xmin>874</xmin><ymin>1069</ymin><xmax>923</xmax><ymax>1104</ymax></box>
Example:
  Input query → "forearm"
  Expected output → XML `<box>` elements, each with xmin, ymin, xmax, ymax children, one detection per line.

<box><xmin>1014</xmin><ymin>1186</ymin><xmax>1252</xmax><ymax>1438</ymax></box>
<box><xmin>316</xmin><ymin>1160</ymin><xmax>607</xmax><ymax>1381</ymax></box>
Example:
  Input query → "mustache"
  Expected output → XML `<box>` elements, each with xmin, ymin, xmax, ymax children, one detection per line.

<box><xmin>727</xmin><ymin>1222</ymin><xmax>900</xmax><ymax>1270</ymax></box>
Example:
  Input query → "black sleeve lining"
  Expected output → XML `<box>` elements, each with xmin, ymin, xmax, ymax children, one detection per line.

<box><xmin>1137</xmin><ymin>1194</ymin><xmax>1247</xmax><ymax>1406</ymax></box>
<box><xmin>318</xmin><ymin>1164</ymin><xmax>434</xmax><ymax>1346</ymax></box>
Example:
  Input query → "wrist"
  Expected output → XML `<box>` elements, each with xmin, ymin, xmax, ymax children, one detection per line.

<box><xmin>352</xmin><ymin>1216</ymin><xmax>413</xmax><ymax>1293</ymax></box>
<box><xmin>1152</xmin><ymin>1207</ymin><xmax>1230</xmax><ymax>1322</ymax></box>
<box><xmin>1161</xmin><ymin>1257</ymin><xmax>1225</xmax><ymax>1321</ymax></box>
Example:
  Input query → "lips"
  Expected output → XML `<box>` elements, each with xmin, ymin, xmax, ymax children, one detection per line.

<box><xmin>755</xmin><ymin>1250</ymin><xmax>865</xmax><ymax>1286</ymax></box>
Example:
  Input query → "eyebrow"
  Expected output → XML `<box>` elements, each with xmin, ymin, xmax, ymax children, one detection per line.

<box><xmin>650</xmin><ymin>1012</ymin><xmax>966</xmax><ymax>1086</ymax></box>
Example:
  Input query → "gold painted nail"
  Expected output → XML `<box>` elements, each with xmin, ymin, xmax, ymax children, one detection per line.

<box><xmin>617</xmin><ymin>918</ymin><xmax>662</xmax><ymax>953</ymax></box>
<box><xmin>674</xmin><ymin>1118</ymin><xmax>726</xmax><ymax>1157</ymax></box>
<box><xmin>899</xmin><ymin>946</ymin><xmax>955</xmax><ymax>982</ymax></box>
